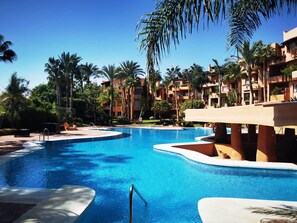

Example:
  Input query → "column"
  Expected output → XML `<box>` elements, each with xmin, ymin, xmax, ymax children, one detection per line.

<box><xmin>256</xmin><ymin>125</ymin><xmax>276</xmax><ymax>162</ymax></box>
<box><xmin>231</xmin><ymin>124</ymin><xmax>245</xmax><ymax>160</ymax></box>
<box><xmin>248</xmin><ymin>124</ymin><xmax>257</xmax><ymax>142</ymax></box>
<box><xmin>214</xmin><ymin>123</ymin><xmax>228</xmax><ymax>144</ymax></box>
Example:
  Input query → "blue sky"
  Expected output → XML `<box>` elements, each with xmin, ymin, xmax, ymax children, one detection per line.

<box><xmin>0</xmin><ymin>0</ymin><xmax>296</xmax><ymax>91</ymax></box>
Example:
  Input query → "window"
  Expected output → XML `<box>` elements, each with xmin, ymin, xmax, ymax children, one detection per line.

<box><xmin>134</xmin><ymin>89</ymin><xmax>142</xmax><ymax>95</ymax></box>
<box><xmin>244</xmin><ymin>92</ymin><xmax>250</xmax><ymax>101</ymax></box>
<box><xmin>134</xmin><ymin>100</ymin><xmax>141</xmax><ymax>107</ymax></box>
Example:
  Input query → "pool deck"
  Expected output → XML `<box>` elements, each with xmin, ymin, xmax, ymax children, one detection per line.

<box><xmin>1</xmin><ymin>126</ymin><xmax>297</xmax><ymax>222</ymax></box>
<box><xmin>198</xmin><ymin>197</ymin><xmax>297</xmax><ymax>223</ymax></box>
<box><xmin>0</xmin><ymin>185</ymin><xmax>96</xmax><ymax>223</ymax></box>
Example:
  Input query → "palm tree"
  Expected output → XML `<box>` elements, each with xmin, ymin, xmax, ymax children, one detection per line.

<box><xmin>237</xmin><ymin>41</ymin><xmax>260</xmax><ymax>104</ymax></box>
<box><xmin>161</xmin><ymin>75</ymin><xmax>171</xmax><ymax>102</ymax></box>
<box><xmin>80</xmin><ymin>62</ymin><xmax>99</xmax><ymax>86</ymax></box>
<box><xmin>255</xmin><ymin>41</ymin><xmax>275</xmax><ymax>102</ymax></box>
<box><xmin>165</xmin><ymin>66</ymin><xmax>182</xmax><ymax>122</ymax></box>
<box><xmin>148</xmin><ymin>69</ymin><xmax>162</xmax><ymax>108</ymax></box>
<box><xmin>1</xmin><ymin>73</ymin><xmax>28</xmax><ymax>127</ymax></box>
<box><xmin>117</xmin><ymin>70</ymin><xmax>128</xmax><ymax>119</ymax></box>
<box><xmin>59</xmin><ymin>52</ymin><xmax>82</xmax><ymax>117</ymax></box>
<box><xmin>0</xmin><ymin>34</ymin><xmax>17</xmax><ymax>63</ymax></box>
<box><xmin>45</xmin><ymin>57</ymin><xmax>62</xmax><ymax>109</ymax></box>
<box><xmin>120</xmin><ymin>61</ymin><xmax>144</xmax><ymax>119</ymax></box>
<box><xmin>98</xmin><ymin>64</ymin><xmax>121</xmax><ymax>125</ymax></box>
<box><xmin>137</xmin><ymin>1</ymin><xmax>296</xmax><ymax>73</ymax></box>
<box><xmin>186</xmin><ymin>64</ymin><xmax>208</xmax><ymax>100</ymax></box>
<box><xmin>211</xmin><ymin>59</ymin><xmax>224</xmax><ymax>107</ymax></box>
<box><xmin>223</xmin><ymin>61</ymin><xmax>246</xmax><ymax>105</ymax></box>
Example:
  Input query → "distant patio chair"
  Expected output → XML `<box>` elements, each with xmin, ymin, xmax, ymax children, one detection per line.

<box><xmin>63</xmin><ymin>122</ymin><xmax>78</xmax><ymax>131</ymax></box>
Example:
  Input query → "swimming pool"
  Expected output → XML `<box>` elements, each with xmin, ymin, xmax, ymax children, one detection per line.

<box><xmin>0</xmin><ymin>128</ymin><xmax>296</xmax><ymax>222</ymax></box>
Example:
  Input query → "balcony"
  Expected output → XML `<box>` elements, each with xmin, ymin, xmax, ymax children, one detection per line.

<box><xmin>270</xmin><ymin>94</ymin><xmax>284</xmax><ymax>102</ymax></box>
<box><xmin>179</xmin><ymin>84</ymin><xmax>189</xmax><ymax>90</ymax></box>
<box><xmin>267</xmin><ymin>75</ymin><xmax>285</xmax><ymax>84</ymax></box>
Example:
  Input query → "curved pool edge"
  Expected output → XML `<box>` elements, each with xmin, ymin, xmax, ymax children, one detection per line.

<box><xmin>153</xmin><ymin>142</ymin><xmax>297</xmax><ymax>171</ymax></box>
<box><xmin>0</xmin><ymin>131</ymin><xmax>123</xmax><ymax>166</ymax></box>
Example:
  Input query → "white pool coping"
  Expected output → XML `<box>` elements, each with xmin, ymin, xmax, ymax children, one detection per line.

<box><xmin>198</xmin><ymin>197</ymin><xmax>297</xmax><ymax>223</ymax></box>
<box><xmin>153</xmin><ymin>141</ymin><xmax>297</xmax><ymax>171</ymax></box>
<box><xmin>12</xmin><ymin>185</ymin><xmax>95</xmax><ymax>223</ymax></box>
<box><xmin>0</xmin><ymin>131</ymin><xmax>122</xmax><ymax>166</ymax></box>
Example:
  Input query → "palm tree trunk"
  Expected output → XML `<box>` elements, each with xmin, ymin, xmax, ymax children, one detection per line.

<box><xmin>69</xmin><ymin>73</ymin><xmax>74</xmax><ymax>119</ymax></box>
<box><xmin>122</xmin><ymin>87</ymin><xmax>127</xmax><ymax>118</ymax></box>
<box><xmin>174</xmin><ymin>86</ymin><xmax>179</xmax><ymax>123</ymax></box>
<box><xmin>110</xmin><ymin>84</ymin><xmax>114</xmax><ymax>126</ymax></box>
<box><xmin>263</xmin><ymin>62</ymin><xmax>267</xmax><ymax>102</ymax></box>
<box><xmin>248</xmin><ymin>71</ymin><xmax>255</xmax><ymax>104</ymax></box>
<box><xmin>127</xmin><ymin>88</ymin><xmax>131</xmax><ymax>120</ymax></box>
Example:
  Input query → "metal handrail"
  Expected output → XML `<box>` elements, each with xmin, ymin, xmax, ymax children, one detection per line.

<box><xmin>39</xmin><ymin>128</ymin><xmax>49</xmax><ymax>141</ymax></box>
<box><xmin>129</xmin><ymin>184</ymin><xmax>147</xmax><ymax>223</ymax></box>
<box><xmin>90</xmin><ymin>122</ymin><xmax>98</xmax><ymax>129</ymax></box>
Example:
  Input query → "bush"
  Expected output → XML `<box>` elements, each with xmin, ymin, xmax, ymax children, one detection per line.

<box><xmin>19</xmin><ymin>106</ymin><xmax>57</xmax><ymax>131</ymax></box>
<box><xmin>117</xmin><ymin>117</ymin><xmax>131</xmax><ymax>125</ymax></box>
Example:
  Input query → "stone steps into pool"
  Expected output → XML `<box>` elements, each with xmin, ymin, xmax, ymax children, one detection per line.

<box><xmin>3</xmin><ymin>185</ymin><xmax>96</xmax><ymax>223</ymax></box>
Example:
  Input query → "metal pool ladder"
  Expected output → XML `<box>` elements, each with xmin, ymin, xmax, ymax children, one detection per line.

<box><xmin>90</xmin><ymin>122</ymin><xmax>98</xmax><ymax>128</ymax></box>
<box><xmin>129</xmin><ymin>184</ymin><xmax>147</xmax><ymax>223</ymax></box>
<box><xmin>39</xmin><ymin>128</ymin><xmax>49</xmax><ymax>141</ymax></box>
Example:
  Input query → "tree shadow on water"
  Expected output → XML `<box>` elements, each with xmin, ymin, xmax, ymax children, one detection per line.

<box><xmin>100</xmin><ymin>155</ymin><xmax>133</xmax><ymax>163</ymax></box>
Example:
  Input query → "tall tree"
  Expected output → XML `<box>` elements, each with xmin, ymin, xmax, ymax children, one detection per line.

<box><xmin>0</xmin><ymin>34</ymin><xmax>17</xmax><ymax>63</ymax></box>
<box><xmin>185</xmin><ymin>64</ymin><xmax>208</xmax><ymax>100</ymax></box>
<box><xmin>120</xmin><ymin>61</ymin><xmax>144</xmax><ymax>119</ymax></box>
<box><xmin>98</xmin><ymin>64</ymin><xmax>121</xmax><ymax>125</ymax></box>
<box><xmin>59</xmin><ymin>52</ymin><xmax>82</xmax><ymax>117</ymax></box>
<box><xmin>165</xmin><ymin>66</ymin><xmax>182</xmax><ymax>122</ymax></box>
<box><xmin>237</xmin><ymin>41</ymin><xmax>260</xmax><ymax>104</ymax></box>
<box><xmin>148</xmin><ymin>69</ymin><xmax>162</xmax><ymax>111</ymax></box>
<box><xmin>223</xmin><ymin>61</ymin><xmax>246</xmax><ymax>105</ymax></box>
<box><xmin>45</xmin><ymin>57</ymin><xmax>62</xmax><ymax>109</ymax></box>
<box><xmin>211</xmin><ymin>59</ymin><xmax>224</xmax><ymax>107</ymax></box>
<box><xmin>255</xmin><ymin>41</ymin><xmax>275</xmax><ymax>102</ymax></box>
<box><xmin>80</xmin><ymin>63</ymin><xmax>99</xmax><ymax>87</ymax></box>
<box><xmin>137</xmin><ymin>1</ymin><xmax>297</xmax><ymax>74</ymax></box>
<box><xmin>1</xmin><ymin>73</ymin><xmax>29</xmax><ymax>127</ymax></box>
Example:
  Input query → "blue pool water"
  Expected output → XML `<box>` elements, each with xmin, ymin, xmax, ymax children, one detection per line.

<box><xmin>0</xmin><ymin>127</ymin><xmax>297</xmax><ymax>222</ymax></box>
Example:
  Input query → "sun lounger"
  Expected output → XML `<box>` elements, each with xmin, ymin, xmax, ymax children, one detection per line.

<box><xmin>63</xmin><ymin>123</ymin><xmax>77</xmax><ymax>131</ymax></box>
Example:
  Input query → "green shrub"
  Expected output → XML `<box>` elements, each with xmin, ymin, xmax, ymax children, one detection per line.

<box><xmin>117</xmin><ymin>117</ymin><xmax>131</xmax><ymax>124</ymax></box>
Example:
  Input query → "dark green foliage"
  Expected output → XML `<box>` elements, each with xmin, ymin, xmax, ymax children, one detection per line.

<box><xmin>225</xmin><ymin>90</ymin><xmax>237</xmax><ymax>107</ymax></box>
<box><xmin>18</xmin><ymin>106</ymin><xmax>57</xmax><ymax>131</ymax></box>
<box><xmin>117</xmin><ymin>117</ymin><xmax>131</xmax><ymax>124</ymax></box>
<box><xmin>152</xmin><ymin>100</ymin><xmax>172</xmax><ymax>119</ymax></box>
<box><xmin>180</xmin><ymin>99</ymin><xmax>205</xmax><ymax>114</ymax></box>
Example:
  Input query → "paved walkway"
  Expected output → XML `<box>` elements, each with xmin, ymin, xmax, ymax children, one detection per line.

<box><xmin>0</xmin><ymin>127</ymin><xmax>113</xmax><ymax>155</ymax></box>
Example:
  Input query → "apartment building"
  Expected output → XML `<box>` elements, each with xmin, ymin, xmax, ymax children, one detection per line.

<box><xmin>101</xmin><ymin>78</ymin><xmax>146</xmax><ymax>119</ymax></box>
<box><xmin>267</xmin><ymin>27</ymin><xmax>297</xmax><ymax>102</ymax></box>
<box><xmin>204</xmin><ymin>27</ymin><xmax>297</xmax><ymax>107</ymax></box>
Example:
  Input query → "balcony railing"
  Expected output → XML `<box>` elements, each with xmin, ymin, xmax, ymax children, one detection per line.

<box><xmin>267</xmin><ymin>75</ymin><xmax>285</xmax><ymax>83</ymax></box>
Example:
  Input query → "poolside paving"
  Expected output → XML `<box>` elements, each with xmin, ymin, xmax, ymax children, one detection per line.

<box><xmin>198</xmin><ymin>197</ymin><xmax>297</xmax><ymax>223</ymax></box>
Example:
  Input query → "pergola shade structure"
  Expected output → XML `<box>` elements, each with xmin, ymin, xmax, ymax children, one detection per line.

<box><xmin>185</xmin><ymin>102</ymin><xmax>297</xmax><ymax>162</ymax></box>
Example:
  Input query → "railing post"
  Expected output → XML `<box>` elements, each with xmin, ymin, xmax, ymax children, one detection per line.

<box><xmin>129</xmin><ymin>184</ymin><xmax>147</xmax><ymax>223</ymax></box>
